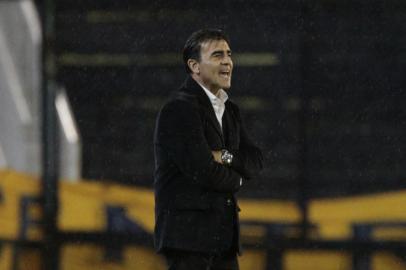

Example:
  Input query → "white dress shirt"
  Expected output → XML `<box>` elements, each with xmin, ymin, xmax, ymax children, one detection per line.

<box><xmin>198</xmin><ymin>83</ymin><xmax>229</xmax><ymax>128</ymax></box>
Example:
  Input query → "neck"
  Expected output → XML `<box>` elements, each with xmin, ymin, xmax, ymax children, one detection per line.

<box><xmin>191</xmin><ymin>74</ymin><xmax>220</xmax><ymax>95</ymax></box>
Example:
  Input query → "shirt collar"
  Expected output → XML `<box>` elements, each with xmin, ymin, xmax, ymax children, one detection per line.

<box><xmin>198</xmin><ymin>82</ymin><xmax>229</xmax><ymax>104</ymax></box>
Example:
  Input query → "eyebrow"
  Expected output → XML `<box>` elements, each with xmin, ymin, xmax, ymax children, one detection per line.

<box><xmin>211</xmin><ymin>49</ymin><xmax>232</xmax><ymax>56</ymax></box>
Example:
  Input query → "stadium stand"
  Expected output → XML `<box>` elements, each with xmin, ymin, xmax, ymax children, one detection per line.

<box><xmin>1</xmin><ymin>0</ymin><xmax>406</xmax><ymax>269</ymax></box>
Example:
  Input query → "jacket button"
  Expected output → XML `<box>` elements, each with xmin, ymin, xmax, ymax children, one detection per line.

<box><xmin>226</xmin><ymin>199</ymin><xmax>232</xmax><ymax>206</ymax></box>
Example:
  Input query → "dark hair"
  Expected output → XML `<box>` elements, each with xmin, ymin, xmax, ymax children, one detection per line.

<box><xmin>183</xmin><ymin>29</ymin><xmax>230</xmax><ymax>74</ymax></box>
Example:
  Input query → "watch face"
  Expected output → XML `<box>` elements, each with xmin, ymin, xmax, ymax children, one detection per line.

<box><xmin>222</xmin><ymin>150</ymin><xmax>233</xmax><ymax>165</ymax></box>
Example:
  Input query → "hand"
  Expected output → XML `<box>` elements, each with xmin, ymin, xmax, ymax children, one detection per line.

<box><xmin>211</xmin><ymin>150</ymin><xmax>222</xmax><ymax>164</ymax></box>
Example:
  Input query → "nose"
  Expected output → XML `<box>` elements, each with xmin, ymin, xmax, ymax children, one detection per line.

<box><xmin>222</xmin><ymin>55</ymin><xmax>233</xmax><ymax>67</ymax></box>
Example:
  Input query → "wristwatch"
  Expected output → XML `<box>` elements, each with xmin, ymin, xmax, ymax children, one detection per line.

<box><xmin>221</xmin><ymin>149</ymin><xmax>233</xmax><ymax>165</ymax></box>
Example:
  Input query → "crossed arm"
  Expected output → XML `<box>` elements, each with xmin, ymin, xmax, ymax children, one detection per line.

<box><xmin>211</xmin><ymin>126</ymin><xmax>263</xmax><ymax>181</ymax></box>
<box><xmin>156</xmin><ymin>101</ymin><xmax>242</xmax><ymax>193</ymax></box>
<box><xmin>156</xmin><ymin>100</ymin><xmax>263</xmax><ymax>192</ymax></box>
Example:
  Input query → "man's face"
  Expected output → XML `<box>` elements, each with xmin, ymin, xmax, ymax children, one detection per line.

<box><xmin>196</xmin><ymin>39</ymin><xmax>233</xmax><ymax>93</ymax></box>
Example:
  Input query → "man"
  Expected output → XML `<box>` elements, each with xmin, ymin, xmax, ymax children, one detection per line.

<box><xmin>153</xmin><ymin>29</ymin><xmax>263</xmax><ymax>270</ymax></box>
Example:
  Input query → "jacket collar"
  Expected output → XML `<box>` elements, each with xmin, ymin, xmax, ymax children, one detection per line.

<box><xmin>180</xmin><ymin>76</ymin><xmax>224</xmax><ymax>138</ymax></box>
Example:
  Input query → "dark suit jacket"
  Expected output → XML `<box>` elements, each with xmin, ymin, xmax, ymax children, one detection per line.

<box><xmin>153</xmin><ymin>76</ymin><xmax>263</xmax><ymax>254</ymax></box>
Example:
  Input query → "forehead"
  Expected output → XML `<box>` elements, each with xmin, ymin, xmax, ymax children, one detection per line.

<box><xmin>200</xmin><ymin>39</ymin><xmax>231</xmax><ymax>54</ymax></box>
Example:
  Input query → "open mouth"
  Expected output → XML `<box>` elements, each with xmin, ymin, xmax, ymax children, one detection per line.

<box><xmin>219</xmin><ymin>71</ymin><xmax>231</xmax><ymax>78</ymax></box>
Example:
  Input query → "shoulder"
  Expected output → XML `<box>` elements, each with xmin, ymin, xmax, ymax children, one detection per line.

<box><xmin>226</xmin><ymin>99</ymin><xmax>239</xmax><ymax>109</ymax></box>
<box><xmin>158</xmin><ymin>91</ymin><xmax>200</xmax><ymax>119</ymax></box>
<box><xmin>226</xmin><ymin>99</ymin><xmax>241</xmax><ymax>116</ymax></box>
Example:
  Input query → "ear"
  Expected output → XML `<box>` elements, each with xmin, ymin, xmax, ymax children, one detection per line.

<box><xmin>187</xmin><ymin>59</ymin><xmax>200</xmax><ymax>74</ymax></box>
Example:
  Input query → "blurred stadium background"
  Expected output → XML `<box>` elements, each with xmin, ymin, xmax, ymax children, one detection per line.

<box><xmin>0</xmin><ymin>0</ymin><xmax>406</xmax><ymax>269</ymax></box>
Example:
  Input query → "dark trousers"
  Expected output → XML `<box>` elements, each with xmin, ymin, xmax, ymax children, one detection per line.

<box><xmin>164</xmin><ymin>249</ymin><xmax>239</xmax><ymax>270</ymax></box>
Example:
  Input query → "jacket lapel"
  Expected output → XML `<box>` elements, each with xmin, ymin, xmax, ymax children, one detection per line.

<box><xmin>181</xmin><ymin>77</ymin><xmax>224</xmax><ymax>140</ymax></box>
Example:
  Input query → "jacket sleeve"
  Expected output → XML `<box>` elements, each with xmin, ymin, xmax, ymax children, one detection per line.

<box><xmin>229</xmin><ymin>105</ymin><xmax>264</xmax><ymax>180</ymax></box>
<box><xmin>155</xmin><ymin>99</ymin><xmax>242</xmax><ymax>193</ymax></box>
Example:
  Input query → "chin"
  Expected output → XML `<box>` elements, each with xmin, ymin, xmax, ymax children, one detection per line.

<box><xmin>222</xmin><ymin>83</ymin><xmax>231</xmax><ymax>90</ymax></box>
<box><xmin>218</xmin><ymin>80</ymin><xmax>231</xmax><ymax>89</ymax></box>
